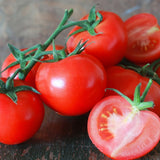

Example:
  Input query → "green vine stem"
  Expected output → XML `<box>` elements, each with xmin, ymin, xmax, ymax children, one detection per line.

<box><xmin>120</xmin><ymin>58</ymin><xmax>160</xmax><ymax>85</ymax></box>
<box><xmin>0</xmin><ymin>6</ymin><xmax>104</xmax><ymax>103</ymax></box>
<box><xmin>2</xmin><ymin>6</ymin><xmax>103</xmax><ymax>82</ymax></box>
<box><xmin>5</xmin><ymin>69</ymin><xmax>21</xmax><ymax>90</ymax></box>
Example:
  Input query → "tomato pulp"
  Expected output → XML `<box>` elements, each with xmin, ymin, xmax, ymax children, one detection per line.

<box><xmin>125</xmin><ymin>13</ymin><xmax>160</xmax><ymax>64</ymax></box>
<box><xmin>88</xmin><ymin>95</ymin><xmax>160</xmax><ymax>160</ymax></box>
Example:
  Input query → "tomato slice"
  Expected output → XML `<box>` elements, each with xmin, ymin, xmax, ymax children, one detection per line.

<box><xmin>124</xmin><ymin>13</ymin><xmax>160</xmax><ymax>64</ymax></box>
<box><xmin>88</xmin><ymin>95</ymin><xmax>160</xmax><ymax>160</ymax></box>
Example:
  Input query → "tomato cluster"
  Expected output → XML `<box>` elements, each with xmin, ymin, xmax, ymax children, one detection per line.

<box><xmin>0</xmin><ymin>6</ymin><xmax>160</xmax><ymax>160</ymax></box>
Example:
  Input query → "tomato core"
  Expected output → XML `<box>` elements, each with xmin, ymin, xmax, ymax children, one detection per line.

<box><xmin>98</xmin><ymin>106</ymin><xmax>122</xmax><ymax>140</ymax></box>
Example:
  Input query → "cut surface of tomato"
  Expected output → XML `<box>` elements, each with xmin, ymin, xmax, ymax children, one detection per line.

<box><xmin>125</xmin><ymin>13</ymin><xmax>160</xmax><ymax>64</ymax></box>
<box><xmin>88</xmin><ymin>95</ymin><xmax>160</xmax><ymax>160</ymax></box>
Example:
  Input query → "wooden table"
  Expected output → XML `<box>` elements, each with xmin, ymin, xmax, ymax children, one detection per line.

<box><xmin>0</xmin><ymin>0</ymin><xmax>160</xmax><ymax>159</ymax></box>
<box><xmin>0</xmin><ymin>105</ymin><xmax>159</xmax><ymax>160</ymax></box>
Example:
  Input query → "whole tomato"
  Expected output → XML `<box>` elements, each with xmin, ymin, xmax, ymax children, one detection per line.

<box><xmin>105</xmin><ymin>66</ymin><xmax>160</xmax><ymax>116</ymax></box>
<box><xmin>35</xmin><ymin>54</ymin><xmax>107</xmax><ymax>116</ymax></box>
<box><xmin>67</xmin><ymin>11</ymin><xmax>127</xmax><ymax>67</ymax></box>
<box><xmin>0</xmin><ymin>78</ymin><xmax>44</xmax><ymax>145</ymax></box>
<box><xmin>1</xmin><ymin>45</ymin><xmax>64</xmax><ymax>87</ymax></box>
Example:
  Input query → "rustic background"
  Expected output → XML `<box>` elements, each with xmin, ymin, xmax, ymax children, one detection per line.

<box><xmin>0</xmin><ymin>0</ymin><xmax>160</xmax><ymax>160</ymax></box>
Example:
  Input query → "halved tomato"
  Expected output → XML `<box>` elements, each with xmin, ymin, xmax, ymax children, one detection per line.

<box><xmin>125</xmin><ymin>13</ymin><xmax>160</xmax><ymax>64</ymax></box>
<box><xmin>88</xmin><ymin>95</ymin><xmax>160</xmax><ymax>159</ymax></box>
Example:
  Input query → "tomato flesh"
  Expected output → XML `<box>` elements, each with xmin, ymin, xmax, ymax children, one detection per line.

<box><xmin>88</xmin><ymin>95</ymin><xmax>160</xmax><ymax>160</ymax></box>
<box><xmin>125</xmin><ymin>13</ymin><xmax>160</xmax><ymax>64</ymax></box>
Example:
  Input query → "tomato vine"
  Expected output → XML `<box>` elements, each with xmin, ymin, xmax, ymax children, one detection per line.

<box><xmin>0</xmin><ymin>6</ymin><xmax>103</xmax><ymax>103</ymax></box>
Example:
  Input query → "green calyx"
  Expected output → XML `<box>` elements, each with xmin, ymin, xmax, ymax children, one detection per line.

<box><xmin>106</xmin><ymin>79</ymin><xmax>154</xmax><ymax>111</ymax></box>
<box><xmin>68</xmin><ymin>6</ymin><xmax>103</xmax><ymax>37</ymax></box>
<box><xmin>0</xmin><ymin>39</ymin><xmax>87</xmax><ymax>104</ymax></box>
<box><xmin>0</xmin><ymin>78</ymin><xmax>39</xmax><ymax>104</ymax></box>
<box><xmin>26</xmin><ymin>39</ymin><xmax>87</xmax><ymax>66</ymax></box>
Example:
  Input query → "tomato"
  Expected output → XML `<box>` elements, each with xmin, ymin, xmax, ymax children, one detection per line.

<box><xmin>88</xmin><ymin>95</ymin><xmax>160</xmax><ymax>160</ymax></box>
<box><xmin>124</xmin><ymin>13</ymin><xmax>160</xmax><ymax>64</ymax></box>
<box><xmin>0</xmin><ymin>78</ymin><xmax>44</xmax><ymax>145</ymax></box>
<box><xmin>156</xmin><ymin>66</ymin><xmax>160</xmax><ymax>77</ymax></box>
<box><xmin>66</xmin><ymin>11</ymin><xmax>127</xmax><ymax>67</ymax></box>
<box><xmin>35</xmin><ymin>54</ymin><xmax>107</xmax><ymax>116</ymax></box>
<box><xmin>1</xmin><ymin>48</ymin><xmax>35</xmax><ymax>86</ymax></box>
<box><xmin>105</xmin><ymin>66</ymin><xmax>160</xmax><ymax>116</ymax></box>
<box><xmin>1</xmin><ymin>45</ymin><xmax>64</xmax><ymax>87</ymax></box>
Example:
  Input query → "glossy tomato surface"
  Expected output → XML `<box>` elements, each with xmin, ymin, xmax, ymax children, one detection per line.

<box><xmin>125</xmin><ymin>13</ymin><xmax>160</xmax><ymax>64</ymax></box>
<box><xmin>35</xmin><ymin>54</ymin><xmax>107</xmax><ymax>116</ymax></box>
<box><xmin>67</xmin><ymin>11</ymin><xmax>127</xmax><ymax>67</ymax></box>
<box><xmin>88</xmin><ymin>95</ymin><xmax>160</xmax><ymax>160</ymax></box>
<box><xmin>0</xmin><ymin>79</ymin><xmax>44</xmax><ymax>145</ymax></box>
<box><xmin>105</xmin><ymin>66</ymin><xmax>160</xmax><ymax>116</ymax></box>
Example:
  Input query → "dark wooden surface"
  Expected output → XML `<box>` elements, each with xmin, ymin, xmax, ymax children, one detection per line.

<box><xmin>0</xmin><ymin>0</ymin><xmax>160</xmax><ymax>160</ymax></box>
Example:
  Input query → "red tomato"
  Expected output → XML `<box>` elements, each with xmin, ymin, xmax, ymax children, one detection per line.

<box><xmin>88</xmin><ymin>95</ymin><xmax>160</xmax><ymax>159</ymax></box>
<box><xmin>66</xmin><ymin>11</ymin><xmax>127</xmax><ymax>67</ymax></box>
<box><xmin>156</xmin><ymin>67</ymin><xmax>160</xmax><ymax>77</ymax></box>
<box><xmin>1</xmin><ymin>48</ymin><xmax>36</xmax><ymax>86</ymax></box>
<box><xmin>35</xmin><ymin>54</ymin><xmax>107</xmax><ymax>116</ymax></box>
<box><xmin>0</xmin><ymin>79</ymin><xmax>44</xmax><ymax>145</ymax></box>
<box><xmin>124</xmin><ymin>13</ymin><xmax>160</xmax><ymax>64</ymax></box>
<box><xmin>105</xmin><ymin>66</ymin><xmax>160</xmax><ymax>116</ymax></box>
<box><xmin>1</xmin><ymin>45</ymin><xmax>64</xmax><ymax>87</ymax></box>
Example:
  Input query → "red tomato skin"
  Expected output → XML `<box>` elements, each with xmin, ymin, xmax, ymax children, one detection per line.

<box><xmin>1</xmin><ymin>45</ymin><xmax>64</xmax><ymax>87</ymax></box>
<box><xmin>156</xmin><ymin>67</ymin><xmax>160</xmax><ymax>77</ymax></box>
<box><xmin>0</xmin><ymin>79</ymin><xmax>44</xmax><ymax>145</ymax></box>
<box><xmin>124</xmin><ymin>13</ymin><xmax>160</xmax><ymax>64</ymax></box>
<box><xmin>88</xmin><ymin>95</ymin><xmax>160</xmax><ymax>160</ymax></box>
<box><xmin>67</xmin><ymin>11</ymin><xmax>127</xmax><ymax>67</ymax></box>
<box><xmin>35</xmin><ymin>54</ymin><xmax>107</xmax><ymax>116</ymax></box>
<box><xmin>105</xmin><ymin>66</ymin><xmax>160</xmax><ymax>116</ymax></box>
